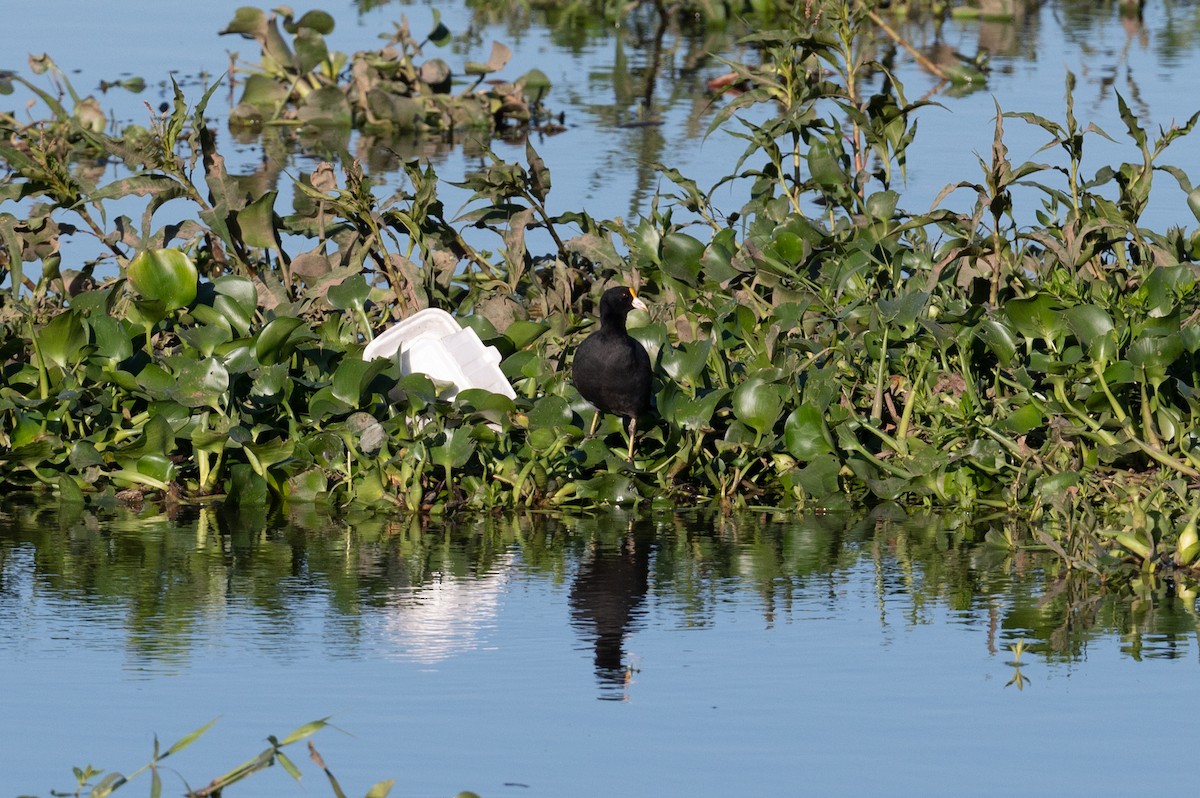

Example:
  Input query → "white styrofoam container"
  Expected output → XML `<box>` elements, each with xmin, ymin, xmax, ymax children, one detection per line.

<box><xmin>362</xmin><ymin>308</ymin><xmax>516</xmax><ymax>399</ymax></box>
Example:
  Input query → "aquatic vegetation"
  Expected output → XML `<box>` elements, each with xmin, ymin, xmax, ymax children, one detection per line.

<box><xmin>2</xmin><ymin>1</ymin><xmax>1200</xmax><ymax>581</ymax></box>
<box><xmin>220</xmin><ymin>7</ymin><xmax>556</xmax><ymax>135</ymax></box>
<box><xmin>38</xmin><ymin>717</ymin><xmax>397</xmax><ymax>797</ymax></box>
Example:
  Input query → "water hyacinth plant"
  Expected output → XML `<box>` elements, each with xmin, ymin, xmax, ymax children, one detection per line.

<box><xmin>2</xmin><ymin>1</ymin><xmax>1200</xmax><ymax>582</ymax></box>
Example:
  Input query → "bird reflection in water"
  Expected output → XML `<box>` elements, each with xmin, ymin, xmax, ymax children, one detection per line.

<box><xmin>568</xmin><ymin>520</ymin><xmax>653</xmax><ymax>701</ymax></box>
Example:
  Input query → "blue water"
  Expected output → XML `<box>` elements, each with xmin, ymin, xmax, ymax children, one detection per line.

<box><xmin>5</xmin><ymin>0</ymin><xmax>1200</xmax><ymax>235</ymax></box>
<box><xmin>6</xmin><ymin>3</ymin><xmax>1200</xmax><ymax>793</ymax></box>
<box><xmin>3</xmin><ymin>506</ymin><xmax>1199</xmax><ymax>797</ymax></box>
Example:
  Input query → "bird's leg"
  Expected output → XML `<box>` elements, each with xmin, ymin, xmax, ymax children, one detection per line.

<box><xmin>587</xmin><ymin>410</ymin><xmax>601</xmax><ymax>439</ymax></box>
<box><xmin>625</xmin><ymin>416</ymin><xmax>638</xmax><ymax>462</ymax></box>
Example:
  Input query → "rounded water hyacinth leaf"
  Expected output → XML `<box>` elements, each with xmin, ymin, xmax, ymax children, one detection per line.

<box><xmin>522</xmin><ymin>68</ymin><xmax>551</xmax><ymax>98</ymax></box>
<box><xmin>128</xmin><ymin>248</ymin><xmax>197</xmax><ymax>311</ymax></box>
<box><xmin>332</xmin><ymin>356</ymin><xmax>390</xmax><ymax>408</ymax></box>
<box><xmin>1065</xmin><ymin>304</ymin><xmax>1118</xmax><ymax>363</ymax></box>
<box><xmin>1004</xmin><ymin>294</ymin><xmax>1064</xmax><ymax>343</ymax></box>
<box><xmin>294</xmin><ymin>10</ymin><xmax>335</xmax><ymax>34</ymax></box>
<box><xmin>1141</xmin><ymin>265</ymin><xmax>1192</xmax><ymax>318</ymax></box>
<box><xmin>327</xmin><ymin>273</ymin><xmax>369</xmax><ymax>312</ymax></box>
<box><xmin>432</xmin><ymin>426</ymin><xmax>477</xmax><ymax>471</ymax></box>
<box><xmin>170</xmin><ymin>358</ymin><xmax>229</xmax><ymax>410</ymax></box>
<box><xmin>576</xmin><ymin>472</ymin><xmax>639</xmax><ymax>505</ymax></box>
<box><xmin>732</xmin><ymin>374</ymin><xmax>785</xmax><ymax>436</ymax></box>
<box><xmin>294</xmin><ymin>28</ymin><xmax>330</xmax><ymax>73</ymax></box>
<box><xmin>221</xmin><ymin>7</ymin><xmax>267</xmax><ymax>38</ymax></box>
<box><xmin>672</xmin><ymin>388</ymin><xmax>728</xmax><ymax>431</ymax></box>
<box><xmin>237</xmin><ymin>73</ymin><xmax>288</xmax><ymax>111</ymax></box>
<box><xmin>784</xmin><ymin>403</ymin><xmax>835</xmax><ymax>460</ymax></box>
<box><xmin>660</xmin><ymin>232</ymin><xmax>704</xmax><ymax>285</ymax></box>
<box><xmin>297</xmin><ymin>86</ymin><xmax>353</xmax><ymax>127</ymax></box>
<box><xmin>660</xmin><ymin>340</ymin><xmax>711</xmax><ymax>384</ymax></box>
<box><xmin>1128</xmin><ymin>333</ymin><xmax>1184</xmax><ymax>386</ymax></box>
<box><xmin>528</xmin><ymin>394</ymin><xmax>572</xmax><ymax>431</ymax></box>
<box><xmin>286</xmin><ymin>469</ymin><xmax>329</xmax><ymax>503</ymax></box>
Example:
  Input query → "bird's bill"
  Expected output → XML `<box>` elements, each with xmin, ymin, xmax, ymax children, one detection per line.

<box><xmin>630</xmin><ymin>290</ymin><xmax>648</xmax><ymax>311</ymax></box>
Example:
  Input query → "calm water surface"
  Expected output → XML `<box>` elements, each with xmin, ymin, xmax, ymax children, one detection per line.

<box><xmin>6</xmin><ymin>3</ymin><xmax>1200</xmax><ymax>795</ymax></box>
<box><xmin>5</xmin><ymin>1</ymin><xmax>1200</xmax><ymax>232</ymax></box>
<box><xmin>2</xmin><ymin>502</ymin><xmax>1199</xmax><ymax>797</ymax></box>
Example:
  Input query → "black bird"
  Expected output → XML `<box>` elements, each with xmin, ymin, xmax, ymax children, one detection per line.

<box><xmin>571</xmin><ymin>286</ymin><xmax>652</xmax><ymax>461</ymax></box>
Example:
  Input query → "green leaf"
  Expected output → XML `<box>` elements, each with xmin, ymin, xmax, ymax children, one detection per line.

<box><xmin>807</xmin><ymin>138</ymin><xmax>844</xmax><ymax>186</ymax></box>
<box><xmin>878</xmin><ymin>291</ymin><xmax>928</xmax><ymax>328</ymax></box>
<box><xmin>1141</xmin><ymin>265</ymin><xmax>1193</xmax><ymax>317</ymax></box>
<box><xmin>1000</xmin><ymin>403</ymin><xmax>1042</xmax><ymax>435</ymax></box>
<box><xmin>1065</xmin><ymin>304</ymin><xmax>1117</xmax><ymax>363</ymax></box>
<box><xmin>1037</xmin><ymin>471</ymin><xmax>1080</xmax><ymax>497</ymax></box>
<box><xmin>427</xmin><ymin>10</ymin><xmax>452</xmax><ymax>47</ymax></box>
<box><xmin>793</xmin><ymin>453</ymin><xmax>842</xmax><ymax>500</ymax></box>
<box><xmin>89</xmin><ymin>772</ymin><xmax>128</xmax><ymax>798</ymax></box>
<box><xmin>332</xmin><ymin>356</ymin><xmax>390</xmax><ymax>407</ymax></box>
<box><xmin>39</xmin><ymin>309</ymin><xmax>88</xmax><ymax>369</ymax></box>
<box><xmin>295</xmin><ymin>10</ymin><xmax>335</xmax><ymax>34</ymax></box>
<box><xmin>660</xmin><ymin>232</ymin><xmax>704</xmax><ymax>286</ymax></box>
<box><xmin>280</xmin><ymin>718</ymin><xmax>330</xmax><ymax>746</ymax></box>
<box><xmin>221</xmin><ymin>7</ymin><xmax>267</xmax><ymax>38</ymax></box>
<box><xmin>575</xmin><ymin>472</ymin><xmax>640</xmax><ymax>505</ymax></box>
<box><xmin>432</xmin><ymin>426</ymin><xmax>476</xmax><ymax>471</ymax></box>
<box><xmin>169</xmin><ymin>358</ymin><xmax>229</xmax><ymax>409</ymax></box>
<box><xmin>660</xmin><ymin>340</ymin><xmax>712</xmax><ymax>384</ymax></box>
<box><xmin>366</xmin><ymin>781</ymin><xmax>397</xmax><ymax>798</ymax></box>
<box><xmin>529</xmin><ymin>394</ymin><xmax>573</xmax><ymax>430</ymax></box>
<box><xmin>503</xmin><ymin>320</ymin><xmax>548</xmax><ymax>349</ymax></box>
<box><xmin>286</xmin><ymin>469</ymin><xmax>329</xmax><ymax>502</ymax></box>
<box><xmin>297</xmin><ymin>86</ymin><xmax>353</xmax><ymax>127</ymax></box>
<box><xmin>277</xmin><ymin>750</ymin><xmax>303</xmax><ymax>780</ymax></box>
<box><xmin>522</xmin><ymin>68</ymin><xmax>550</xmax><ymax>94</ymax></box>
<box><xmin>975</xmin><ymin>319</ymin><xmax>1018</xmax><ymax>367</ymax></box>
<box><xmin>128</xmin><ymin>249</ymin><xmax>198</xmax><ymax>311</ymax></box>
<box><xmin>163</xmin><ymin>719</ymin><xmax>218</xmax><ymax>757</ymax></box>
<box><xmin>58</xmin><ymin>474</ymin><xmax>84</xmax><ymax>504</ymax></box>
<box><xmin>784</xmin><ymin>404</ymin><xmax>835</xmax><ymax>460</ymax></box>
<box><xmin>671</xmin><ymin>388</ymin><xmax>728</xmax><ymax>431</ymax></box>
<box><xmin>1128</xmin><ymin>333</ymin><xmax>1184</xmax><ymax>386</ymax></box>
<box><xmin>327</xmin><ymin>274</ymin><xmax>370</xmax><ymax>312</ymax></box>
<box><xmin>256</xmin><ymin>316</ymin><xmax>306</xmax><ymax>366</ymax></box>
<box><xmin>1188</xmin><ymin>188</ymin><xmax>1200</xmax><ymax>224</ymax></box>
<box><xmin>227</xmin><ymin>463</ymin><xmax>269</xmax><ymax>507</ymax></box>
<box><xmin>237</xmin><ymin>190</ymin><xmax>280</xmax><ymax>251</ymax></box>
<box><xmin>294</xmin><ymin>28</ymin><xmax>330</xmax><ymax>73</ymax></box>
<box><xmin>179</xmin><ymin>321</ymin><xmax>233</xmax><ymax>358</ymax></box>
<box><xmin>245</xmin><ymin>437</ymin><xmax>295</xmax><ymax>472</ymax></box>
<box><xmin>457</xmin><ymin>389</ymin><xmax>515</xmax><ymax>423</ymax></box>
<box><xmin>732</xmin><ymin>374</ymin><xmax>784</xmax><ymax>436</ymax></box>
<box><xmin>1004</xmin><ymin>294</ymin><xmax>1064</xmax><ymax>342</ymax></box>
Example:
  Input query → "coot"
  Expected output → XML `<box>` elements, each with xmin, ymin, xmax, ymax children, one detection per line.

<box><xmin>571</xmin><ymin>286</ymin><xmax>652</xmax><ymax>461</ymax></box>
